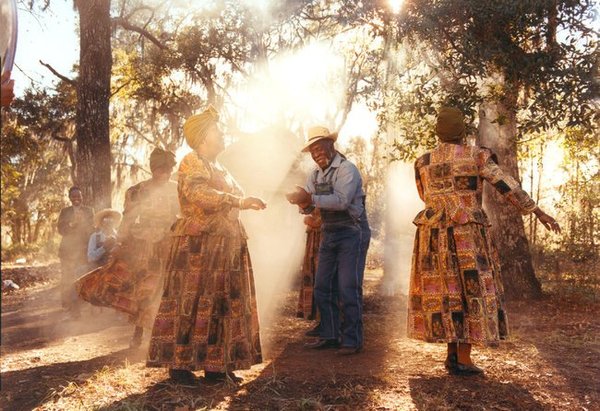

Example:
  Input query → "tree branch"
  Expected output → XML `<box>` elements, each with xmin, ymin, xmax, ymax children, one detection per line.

<box><xmin>112</xmin><ymin>16</ymin><xmax>168</xmax><ymax>50</ymax></box>
<box><xmin>110</xmin><ymin>80</ymin><xmax>132</xmax><ymax>98</ymax></box>
<box><xmin>39</xmin><ymin>60</ymin><xmax>77</xmax><ymax>86</ymax></box>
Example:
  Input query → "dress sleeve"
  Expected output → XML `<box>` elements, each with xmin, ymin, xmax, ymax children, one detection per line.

<box><xmin>414</xmin><ymin>160</ymin><xmax>425</xmax><ymax>202</ymax></box>
<box><xmin>117</xmin><ymin>186</ymin><xmax>137</xmax><ymax>240</ymax></box>
<box><xmin>477</xmin><ymin>148</ymin><xmax>537</xmax><ymax>214</ymax></box>
<box><xmin>179</xmin><ymin>154</ymin><xmax>242</xmax><ymax>212</ymax></box>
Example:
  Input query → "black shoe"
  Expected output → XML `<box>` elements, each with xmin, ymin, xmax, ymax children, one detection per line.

<box><xmin>444</xmin><ymin>353</ymin><xmax>458</xmax><ymax>372</ymax></box>
<box><xmin>168</xmin><ymin>369</ymin><xmax>197</xmax><ymax>385</ymax></box>
<box><xmin>205</xmin><ymin>371</ymin><xmax>243</xmax><ymax>384</ymax></box>
<box><xmin>304</xmin><ymin>325</ymin><xmax>321</xmax><ymax>337</ymax></box>
<box><xmin>337</xmin><ymin>345</ymin><xmax>362</xmax><ymax>355</ymax></box>
<box><xmin>304</xmin><ymin>339</ymin><xmax>340</xmax><ymax>349</ymax></box>
<box><xmin>454</xmin><ymin>362</ymin><xmax>484</xmax><ymax>375</ymax></box>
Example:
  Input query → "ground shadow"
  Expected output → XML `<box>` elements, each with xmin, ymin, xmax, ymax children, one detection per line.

<box><xmin>409</xmin><ymin>374</ymin><xmax>545</xmax><ymax>410</ymax></box>
<box><xmin>507</xmin><ymin>299</ymin><xmax>600</xmax><ymax>406</ymax></box>
<box><xmin>2</xmin><ymin>282</ymin><xmax>129</xmax><ymax>354</ymax></box>
<box><xmin>0</xmin><ymin>348</ymin><xmax>138</xmax><ymax>411</ymax></box>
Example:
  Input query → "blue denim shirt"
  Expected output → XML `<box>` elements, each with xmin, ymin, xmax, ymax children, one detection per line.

<box><xmin>304</xmin><ymin>153</ymin><xmax>366</xmax><ymax>221</ymax></box>
<box><xmin>87</xmin><ymin>229</ymin><xmax>117</xmax><ymax>263</ymax></box>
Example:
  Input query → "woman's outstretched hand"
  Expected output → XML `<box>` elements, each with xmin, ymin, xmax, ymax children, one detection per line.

<box><xmin>241</xmin><ymin>197</ymin><xmax>267</xmax><ymax>210</ymax></box>
<box><xmin>534</xmin><ymin>208</ymin><xmax>561</xmax><ymax>233</ymax></box>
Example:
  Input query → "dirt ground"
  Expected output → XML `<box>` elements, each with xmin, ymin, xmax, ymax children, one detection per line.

<box><xmin>1</xmin><ymin>264</ymin><xmax>599</xmax><ymax>410</ymax></box>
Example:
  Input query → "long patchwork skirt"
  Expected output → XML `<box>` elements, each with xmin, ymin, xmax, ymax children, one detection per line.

<box><xmin>297</xmin><ymin>228</ymin><xmax>321</xmax><ymax>320</ymax></box>
<box><xmin>407</xmin><ymin>222</ymin><xmax>509</xmax><ymax>346</ymax></box>
<box><xmin>146</xmin><ymin>232</ymin><xmax>262</xmax><ymax>372</ymax></box>
<box><xmin>76</xmin><ymin>238</ymin><xmax>167</xmax><ymax>328</ymax></box>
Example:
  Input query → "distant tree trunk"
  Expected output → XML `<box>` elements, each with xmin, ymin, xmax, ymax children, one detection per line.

<box><xmin>74</xmin><ymin>0</ymin><xmax>112</xmax><ymax>210</ymax></box>
<box><xmin>478</xmin><ymin>96</ymin><xmax>543</xmax><ymax>300</ymax></box>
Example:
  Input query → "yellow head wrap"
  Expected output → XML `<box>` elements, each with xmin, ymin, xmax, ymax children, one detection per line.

<box><xmin>149</xmin><ymin>147</ymin><xmax>176</xmax><ymax>172</ymax></box>
<box><xmin>436</xmin><ymin>106</ymin><xmax>465</xmax><ymax>142</ymax></box>
<box><xmin>183</xmin><ymin>105</ymin><xmax>220</xmax><ymax>150</ymax></box>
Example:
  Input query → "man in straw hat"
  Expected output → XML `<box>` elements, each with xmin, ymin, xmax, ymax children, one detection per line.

<box><xmin>146</xmin><ymin>106</ymin><xmax>266</xmax><ymax>384</ymax></box>
<box><xmin>57</xmin><ymin>186</ymin><xmax>94</xmax><ymax>319</ymax></box>
<box><xmin>287</xmin><ymin>126</ymin><xmax>371</xmax><ymax>355</ymax></box>
<box><xmin>407</xmin><ymin>106</ymin><xmax>561</xmax><ymax>375</ymax></box>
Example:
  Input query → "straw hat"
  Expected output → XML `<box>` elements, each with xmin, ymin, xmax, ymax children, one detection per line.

<box><xmin>301</xmin><ymin>126</ymin><xmax>338</xmax><ymax>152</ymax></box>
<box><xmin>94</xmin><ymin>209</ymin><xmax>122</xmax><ymax>228</ymax></box>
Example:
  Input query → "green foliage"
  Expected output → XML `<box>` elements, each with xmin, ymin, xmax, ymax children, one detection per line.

<box><xmin>381</xmin><ymin>0</ymin><xmax>597</xmax><ymax>160</ymax></box>
<box><xmin>1</xmin><ymin>87</ymin><xmax>73</xmax><ymax>258</ymax></box>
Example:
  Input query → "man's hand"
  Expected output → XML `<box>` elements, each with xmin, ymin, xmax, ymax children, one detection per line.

<box><xmin>534</xmin><ymin>208</ymin><xmax>561</xmax><ymax>233</ymax></box>
<box><xmin>241</xmin><ymin>197</ymin><xmax>267</xmax><ymax>210</ymax></box>
<box><xmin>286</xmin><ymin>186</ymin><xmax>312</xmax><ymax>208</ymax></box>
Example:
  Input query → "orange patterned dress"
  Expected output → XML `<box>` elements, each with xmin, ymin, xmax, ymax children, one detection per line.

<box><xmin>408</xmin><ymin>143</ymin><xmax>537</xmax><ymax>346</ymax></box>
<box><xmin>76</xmin><ymin>179</ymin><xmax>179</xmax><ymax>328</ymax></box>
<box><xmin>146</xmin><ymin>152</ymin><xmax>262</xmax><ymax>372</ymax></box>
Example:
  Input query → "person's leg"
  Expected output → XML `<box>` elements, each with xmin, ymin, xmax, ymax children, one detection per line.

<box><xmin>457</xmin><ymin>343</ymin><xmax>473</xmax><ymax>365</ymax></box>
<box><xmin>445</xmin><ymin>342</ymin><xmax>458</xmax><ymax>370</ymax></box>
<box><xmin>130</xmin><ymin>326</ymin><xmax>144</xmax><ymax>348</ymax></box>
<box><xmin>336</xmin><ymin>227</ymin><xmax>363</xmax><ymax>349</ymax></box>
<box><xmin>454</xmin><ymin>343</ymin><xmax>483</xmax><ymax>374</ymax></box>
<box><xmin>312</xmin><ymin>231</ymin><xmax>341</xmax><ymax>342</ymax></box>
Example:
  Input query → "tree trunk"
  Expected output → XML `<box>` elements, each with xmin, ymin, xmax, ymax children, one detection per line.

<box><xmin>75</xmin><ymin>0</ymin><xmax>113</xmax><ymax>210</ymax></box>
<box><xmin>478</xmin><ymin>99</ymin><xmax>542</xmax><ymax>299</ymax></box>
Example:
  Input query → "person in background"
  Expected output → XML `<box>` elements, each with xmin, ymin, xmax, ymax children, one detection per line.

<box><xmin>87</xmin><ymin>208</ymin><xmax>121</xmax><ymax>269</ymax></box>
<box><xmin>117</xmin><ymin>147</ymin><xmax>179</xmax><ymax>347</ymax></box>
<box><xmin>57</xmin><ymin>186</ymin><xmax>94</xmax><ymax>319</ymax></box>
<box><xmin>407</xmin><ymin>106</ymin><xmax>561</xmax><ymax>375</ymax></box>
<box><xmin>297</xmin><ymin>211</ymin><xmax>323</xmax><ymax>336</ymax></box>
<box><xmin>76</xmin><ymin>148</ymin><xmax>179</xmax><ymax>349</ymax></box>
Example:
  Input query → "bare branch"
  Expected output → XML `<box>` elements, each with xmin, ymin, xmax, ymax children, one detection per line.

<box><xmin>39</xmin><ymin>60</ymin><xmax>77</xmax><ymax>86</ymax></box>
<box><xmin>112</xmin><ymin>16</ymin><xmax>168</xmax><ymax>50</ymax></box>
<box><xmin>110</xmin><ymin>80</ymin><xmax>132</xmax><ymax>98</ymax></box>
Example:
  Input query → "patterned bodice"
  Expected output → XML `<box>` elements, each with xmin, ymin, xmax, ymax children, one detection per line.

<box><xmin>173</xmin><ymin>152</ymin><xmax>245</xmax><ymax>237</ymax></box>
<box><xmin>413</xmin><ymin>143</ymin><xmax>536</xmax><ymax>227</ymax></box>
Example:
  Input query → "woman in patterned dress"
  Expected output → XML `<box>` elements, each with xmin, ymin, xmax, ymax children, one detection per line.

<box><xmin>76</xmin><ymin>148</ymin><xmax>179</xmax><ymax>348</ymax></box>
<box><xmin>407</xmin><ymin>107</ymin><xmax>561</xmax><ymax>374</ymax></box>
<box><xmin>146</xmin><ymin>106</ymin><xmax>266</xmax><ymax>384</ymax></box>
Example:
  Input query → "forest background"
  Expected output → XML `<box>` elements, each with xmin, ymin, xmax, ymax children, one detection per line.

<box><xmin>1</xmin><ymin>0</ymin><xmax>598</xmax><ymax>301</ymax></box>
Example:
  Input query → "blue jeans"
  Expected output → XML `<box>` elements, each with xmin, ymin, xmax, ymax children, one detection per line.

<box><xmin>314</xmin><ymin>219</ymin><xmax>371</xmax><ymax>348</ymax></box>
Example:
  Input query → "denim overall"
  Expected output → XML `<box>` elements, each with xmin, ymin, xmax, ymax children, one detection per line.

<box><xmin>313</xmin><ymin>162</ymin><xmax>371</xmax><ymax>348</ymax></box>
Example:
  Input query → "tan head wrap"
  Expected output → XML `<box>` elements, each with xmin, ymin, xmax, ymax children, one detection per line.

<box><xmin>436</xmin><ymin>106</ymin><xmax>465</xmax><ymax>142</ymax></box>
<box><xmin>149</xmin><ymin>147</ymin><xmax>176</xmax><ymax>172</ymax></box>
<box><xmin>183</xmin><ymin>105</ymin><xmax>220</xmax><ymax>150</ymax></box>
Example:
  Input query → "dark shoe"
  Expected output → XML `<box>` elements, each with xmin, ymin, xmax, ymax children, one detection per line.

<box><xmin>304</xmin><ymin>324</ymin><xmax>321</xmax><ymax>337</ymax></box>
<box><xmin>337</xmin><ymin>345</ymin><xmax>362</xmax><ymax>355</ymax></box>
<box><xmin>444</xmin><ymin>353</ymin><xmax>458</xmax><ymax>372</ymax></box>
<box><xmin>304</xmin><ymin>339</ymin><xmax>340</xmax><ymax>349</ymax></box>
<box><xmin>168</xmin><ymin>369</ymin><xmax>197</xmax><ymax>385</ymax></box>
<box><xmin>454</xmin><ymin>362</ymin><xmax>484</xmax><ymax>375</ymax></box>
<box><xmin>205</xmin><ymin>371</ymin><xmax>243</xmax><ymax>384</ymax></box>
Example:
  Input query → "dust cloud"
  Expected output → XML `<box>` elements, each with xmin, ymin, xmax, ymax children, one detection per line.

<box><xmin>219</xmin><ymin>126</ymin><xmax>308</xmax><ymax>334</ymax></box>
